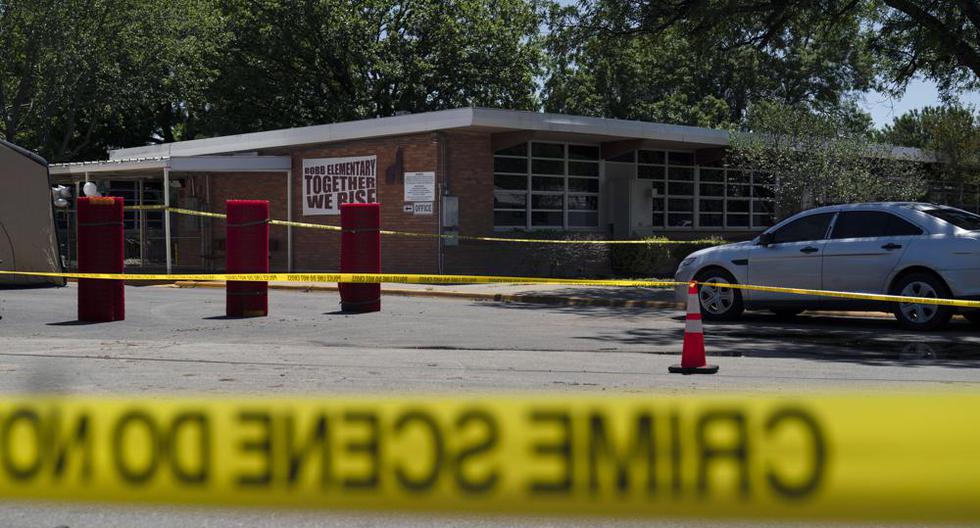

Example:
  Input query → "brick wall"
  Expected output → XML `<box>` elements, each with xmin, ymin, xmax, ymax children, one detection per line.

<box><xmin>289</xmin><ymin>133</ymin><xmax>440</xmax><ymax>273</ymax></box>
<box><xmin>177</xmin><ymin>172</ymin><xmax>289</xmax><ymax>271</ymax></box>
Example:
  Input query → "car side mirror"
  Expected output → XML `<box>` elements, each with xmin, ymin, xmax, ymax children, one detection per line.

<box><xmin>758</xmin><ymin>232</ymin><xmax>774</xmax><ymax>246</ymax></box>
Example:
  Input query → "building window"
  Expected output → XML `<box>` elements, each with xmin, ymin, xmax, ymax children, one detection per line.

<box><xmin>494</xmin><ymin>142</ymin><xmax>600</xmax><ymax>230</ymax></box>
<box><xmin>637</xmin><ymin>150</ymin><xmax>775</xmax><ymax>230</ymax></box>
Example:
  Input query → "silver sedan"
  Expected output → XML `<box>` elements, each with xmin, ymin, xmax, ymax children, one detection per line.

<box><xmin>674</xmin><ymin>202</ymin><xmax>980</xmax><ymax>330</ymax></box>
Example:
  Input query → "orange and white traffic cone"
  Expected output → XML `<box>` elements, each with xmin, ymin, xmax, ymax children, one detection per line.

<box><xmin>668</xmin><ymin>281</ymin><xmax>719</xmax><ymax>374</ymax></box>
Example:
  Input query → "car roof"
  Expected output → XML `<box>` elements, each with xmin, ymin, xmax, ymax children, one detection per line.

<box><xmin>801</xmin><ymin>202</ymin><xmax>945</xmax><ymax>215</ymax></box>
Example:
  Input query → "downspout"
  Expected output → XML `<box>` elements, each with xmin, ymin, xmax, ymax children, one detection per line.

<box><xmin>437</xmin><ymin>132</ymin><xmax>450</xmax><ymax>274</ymax></box>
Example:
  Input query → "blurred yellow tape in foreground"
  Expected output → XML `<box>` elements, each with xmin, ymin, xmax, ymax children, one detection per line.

<box><xmin>0</xmin><ymin>393</ymin><xmax>978</xmax><ymax>521</ymax></box>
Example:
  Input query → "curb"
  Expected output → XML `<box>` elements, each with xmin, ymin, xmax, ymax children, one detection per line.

<box><xmin>170</xmin><ymin>281</ymin><xmax>683</xmax><ymax>309</ymax></box>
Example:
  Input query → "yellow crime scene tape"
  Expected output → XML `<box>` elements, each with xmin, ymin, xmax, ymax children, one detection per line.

<box><xmin>0</xmin><ymin>392</ymin><xmax>978</xmax><ymax>522</ymax></box>
<box><xmin>2</xmin><ymin>269</ymin><xmax>980</xmax><ymax>308</ymax></box>
<box><xmin>124</xmin><ymin>205</ymin><xmax>718</xmax><ymax>244</ymax></box>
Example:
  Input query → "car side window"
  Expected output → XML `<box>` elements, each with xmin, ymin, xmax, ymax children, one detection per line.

<box><xmin>770</xmin><ymin>213</ymin><xmax>835</xmax><ymax>244</ymax></box>
<box><xmin>829</xmin><ymin>211</ymin><xmax>923</xmax><ymax>239</ymax></box>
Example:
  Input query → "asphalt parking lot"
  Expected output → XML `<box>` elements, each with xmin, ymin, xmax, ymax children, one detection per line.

<box><xmin>0</xmin><ymin>283</ymin><xmax>978</xmax><ymax>527</ymax></box>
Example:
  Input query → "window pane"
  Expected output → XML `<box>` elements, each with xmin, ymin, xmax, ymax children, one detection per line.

<box><xmin>569</xmin><ymin>212</ymin><xmax>598</xmax><ymax>227</ymax></box>
<box><xmin>532</xmin><ymin>143</ymin><xmax>564</xmax><ymax>158</ymax></box>
<box><xmin>668</xmin><ymin>198</ymin><xmax>693</xmax><ymax>212</ymax></box>
<box><xmin>495</xmin><ymin>143</ymin><xmax>527</xmax><ymax>157</ymax></box>
<box><xmin>494</xmin><ymin>174</ymin><xmax>526</xmax><ymax>191</ymax></box>
<box><xmin>701</xmin><ymin>168</ymin><xmax>724</xmax><ymax>182</ymax></box>
<box><xmin>668</xmin><ymin>214</ymin><xmax>694</xmax><ymax>227</ymax></box>
<box><xmin>638</xmin><ymin>150</ymin><xmax>665</xmax><ymax>164</ymax></box>
<box><xmin>531</xmin><ymin>177</ymin><xmax>564</xmax><ymax>191</ymax></box>
<box><xmin>568</xmin><ymin>195</ymin><xmax>598</xmax><ymax>210</ymax></box>
<box><xmin>727</xmin><ymin>214</ymin><xmax>749</xmax><ymax>227</ymax></box>
<box><xmin>493</xmin><ymin>157</ymin><xmax>526</xmax><ymax>173</ymax></box>
<box><xmin>493</xmin><ymin>192</ymin><xmax>525</xmax><ymax>209</ymax></box>
<box><xmin>728</xmin><ymin>200</ymin><xmax>750</xmax><ymax>213</ymax></box>
<box><xmin>771</xmin><ymin>213</ymin><xmax>835</xmax><ymax>243</ymax></box>
<box><xmin>651</xmin><ymin>180</ymin><xmax>665</xmax><ymax>196</ymax></box>
<box><xmin>668</xmin><ymin>167</ymin><xmax>694</xmax><ymax>181</ymax></box>
<box><xmin>700</xmin><ymin>214</ymin><xmax>723</xmax><ymax>227</ymax></box>
<box><xmin>728</xmin><ymin>184</ymin><xmax>751</xmax><ymax>198</ymax></box>
<box><xmin>568</xmin><ymin>145</ymin><xmax>600</xmax><ymax>160</ymax></box>
<box><xmin>830</xmin><ymin>211</ymin><xmax>923</xmax><ymax>238</ymax></box>
<box><xmin>668</xmin><ymin>152</ymin><xmax>695</xmax><ymax>165</ymax></box>
<box><xmin>531</xmin><ymin>194</ymin><xmax>563</xmax><ymax>209</ymax></box>
<box><xmin>568</xmin><ymin>178</ymin><xmax>599</xmax><ymax>193</ymax></box>
<box><xmin>727</xmin><ymin>171</ymin><xmax>750</xmax><ymax>184</ymax></box>
<box><xmin>922</xmin><ymin>208</ymin><xmax>980</xmax><ymax>230</ymax></box>
<box><xmin>638</xmin><ymin>165</ymin><xmax>664</xmax><ymax>180</ymax></box>
<box><xmin>754</xmin><ymin>200</ymin><xmax>775</xmax><ymax>213</ymax></box>
<box><xmin>568</xmin><ymin>161</ymin><xmax>599</xmax><ymax>177</ymax></box>
<box><xmin>531</xmin><ymin>159</ymin><xmax>564</xmax><ymax>175</ymax></box>
<box><xmin>700</xmin><ymin>199</ymin><xmax>724</xmax><ymax>213</ymax></box>
<box><xmin>668</xmin><ymin>182</ymin><xmax>694</xmax><ymax>195</ymax></box>
<box><xmin>652</xmin><ymin>199</ymin><xmax>665</xmax><ymax>227</ymax></box>
<box><xmin>532</xmin><ymin>211</ymin><xmax>563</xmax><ymax>226</ymax></box>
<box><xmin>494</xmin><ymin>210</ymin><xmax>526</xmax><ymax>227</ymax></box>
<box><xmin>700</xmin><ymin>184</ymin><xmax>724</xmax><ymax>197</ymax></box>
<box><xmin>607</xmin><ymin>151</ymin><xmax>635</xmax><ymax>163</ymax></box>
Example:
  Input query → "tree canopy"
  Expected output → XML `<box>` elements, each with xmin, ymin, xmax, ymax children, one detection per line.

<box><xmin>1</xmin><ymin>0</ymin><xmax>979</xmax><ymax>163</ymax></box>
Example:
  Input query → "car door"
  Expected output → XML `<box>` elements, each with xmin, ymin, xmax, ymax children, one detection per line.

<box><xmin>822</xmin><ymin>210</ymin><xmax>922</xmax><ymax>294</ymax></box>
<box><xmin>746</xmin><ymin>212</ymin><xmax>836</xmax><ymax>302</ymax></box>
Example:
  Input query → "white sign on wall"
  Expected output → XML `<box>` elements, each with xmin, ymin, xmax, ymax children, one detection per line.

<box><xmin>404</xmin><ymin>171</ymin><xmax>435</xmax><ymax>203</ymax></box>
<box><xmin>412</xmin><ymin>202</ymin><xmax>434</xmax><ymax>215</ymax></box>
<box><xmin>302</xmin><ymin>156</ymin><xmax>377</xmax><ymax>216</ymax></box>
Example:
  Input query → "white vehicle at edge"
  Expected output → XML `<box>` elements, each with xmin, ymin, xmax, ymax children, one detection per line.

<box><xmin>674</xmin><ymin>202</ymin><xmax>980</xmax><ymax>330</ymax></box>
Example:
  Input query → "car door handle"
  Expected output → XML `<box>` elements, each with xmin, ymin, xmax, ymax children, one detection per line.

<box><xmin>800</xmin><ymin>246</ymin><xmax>819</xmax><ymax>254</ymax></box>
<box><xmin>881</xmin><ymin>243</ymin><xmax>903</xmax><ymax>250</ymax></box>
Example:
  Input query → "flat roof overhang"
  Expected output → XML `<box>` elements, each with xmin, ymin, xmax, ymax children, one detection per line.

<box><xmin>50</xmin><ymin>155</ymin><xmax>293</xmax><ymax>178</ymax></box>
<box><xmin>103</xmin><ymin>108</ymin><xmax>733</xmax><ymax>161</ymax></box>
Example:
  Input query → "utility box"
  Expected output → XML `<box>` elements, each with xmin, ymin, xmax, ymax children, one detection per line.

<box><xmin>441</xmin><ymin>195</ymin><xmax>459</xmax><ymax>247</ymax></box>
<box><xmin>606</xmin><ymin>165</ymin><xmax>654</xmax><ymax>239</ymax></box>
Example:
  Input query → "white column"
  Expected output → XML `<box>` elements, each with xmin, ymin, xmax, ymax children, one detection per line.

<box><xmin>286</xmin><ymin>170</ymin><xmax>293</xmax><ymax>272</ymax></box>
<box><xmin>164</xmin><ymin>168</ymin><xmax>172</xmax><ymax>274</ymax></box>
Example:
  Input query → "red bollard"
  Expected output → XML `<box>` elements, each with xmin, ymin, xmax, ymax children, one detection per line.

<box><xmin>339</xmin><ymin>203</ymin><xmax>381</xmax><ymax>313</ymax></box>
<box><xmin>226</xmin><ymin>200</ymin><xmax>270</xmax><ymax>317</ymax></box>
<box><xmin>77</xmin><ymin>196</ymin><xmax>125</xmax><ymax>322</ymax></box>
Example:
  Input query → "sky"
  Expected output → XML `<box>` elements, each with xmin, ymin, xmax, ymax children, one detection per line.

<box><xmin>862</xmin><ymin>79</ymin><xmax>980</xmax><ymax>128</ymax></box>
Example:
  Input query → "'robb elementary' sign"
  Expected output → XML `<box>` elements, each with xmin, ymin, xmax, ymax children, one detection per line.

<box><xmin>303</xmin><ymin>156</ymin><xmax>378</xmax><ymax>216</ymax></box>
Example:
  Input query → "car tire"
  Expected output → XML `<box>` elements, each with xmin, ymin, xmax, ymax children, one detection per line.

<box><xmin>771</xmin><ymin>308</ymin><xmax>804</xmax><ymax>319</ymax></box>
<box><xmin>890</xmin><ymin>272</ymin><xmax>954</xmax><ymax>331</ymax></box>
<box><xmin>693</xmin><ymin>268</ymin><xmax>744</xmax><ymax>321</ymax></box>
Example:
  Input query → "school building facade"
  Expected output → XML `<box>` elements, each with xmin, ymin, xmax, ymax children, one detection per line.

<box><xmin>49</xmin><ymin>108</ymin><xmax>960</xmax><ymax>277</ymax></box>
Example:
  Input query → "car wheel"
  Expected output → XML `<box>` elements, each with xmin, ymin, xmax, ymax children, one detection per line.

<box><xmin>891</xmin><ymin>272</ymin><xmax>954</xmax><ymax>331</ymax></box>
<box><xmin>771</xmin><ymin>308</ymin><xmax>804</xmax><ymax>319</ymax></box>
<box><xmin>693</xmin><ymin>268</ymin><xmax>744</xmax><ymax>321</ymax></box>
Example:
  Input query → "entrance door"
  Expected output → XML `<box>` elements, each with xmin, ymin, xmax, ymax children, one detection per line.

<box><xmin>746</xmin><ymin>212</ymin><xmax>836</xmax><ymax>303</ymax></box>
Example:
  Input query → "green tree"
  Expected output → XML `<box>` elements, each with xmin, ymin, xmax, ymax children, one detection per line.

<box><xmin>0</xmin><ymin>0</ymin><xmax>225</xmax><ymax>161</ymax></box>
<box><xmin>612</xmin><ymin>0</ymin><xmax>980</xmax><ymax>96</ymax></box>
<box><xmin>730</xmin><ymin>100</ymin><xmax>926</xmax><ymax>214</ymax></box>
<box><xmin>542</xmin><ymin>0</ymin><xmax>877</xmax><ymax>126</ymax></box>
<box><xmin>202</xmin><ymin>0</ymin><xmax>544</xmax><ymax>137</ymax></box>
<box><xmin>877</xmin><ymin>105</ymin><xmax>980</xmax><ymax>184</ymax></box>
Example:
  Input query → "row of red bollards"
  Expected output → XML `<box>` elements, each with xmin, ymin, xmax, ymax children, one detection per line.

<box><xmin>75</xmin><ymin>198</ymin><xmax>381</xmax><ymax>322</ymax></box>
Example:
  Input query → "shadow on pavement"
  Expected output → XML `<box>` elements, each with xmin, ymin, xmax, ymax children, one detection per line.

<box><xmin>481</xmin><ymin>300</ymin><xmax>980</xmax><ymax>368</ymax></box>
<box><xmin>46</xmin><ymin>320</ymin><xmax>109</xmax><ymax>326</ymax></box>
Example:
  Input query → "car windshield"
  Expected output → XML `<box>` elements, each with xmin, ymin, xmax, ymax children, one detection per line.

<box><xmin>922</xmin><ymin>207</ymin><xmax>980</xmax><ymax>230</ymax></box>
